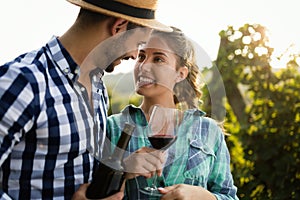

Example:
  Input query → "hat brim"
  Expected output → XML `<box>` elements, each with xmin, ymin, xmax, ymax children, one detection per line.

<box><xmin>67</xmin><ymin>0</ymin><xmax>172</xmax><ymax>32</ymax></box>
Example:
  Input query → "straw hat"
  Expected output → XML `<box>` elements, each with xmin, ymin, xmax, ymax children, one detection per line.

<box><xmin>67</xmin><ymin>0</ymin><xmax>172</xmax><ymax>32</ymax></box>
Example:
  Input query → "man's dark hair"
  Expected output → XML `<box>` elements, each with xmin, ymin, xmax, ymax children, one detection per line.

<box><xmin>77</xmin><ymin>8</ymin><xmax>112</xmax><ymax>27</ymax></box>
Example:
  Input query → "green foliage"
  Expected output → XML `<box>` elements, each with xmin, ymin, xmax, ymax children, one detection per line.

<box><xmin>205</xmin><ymin>23</ymin><xmax>300</xmax><ymax>199</ymax></box>
<box><xmin>241</xmin><ymin>65</ymin><xmax>300</xmax><ymax>199</ymax></box>
<box><xmin>107</xmin><ymin>87</ymin><xmax>142</xmax><ymax>116</ymax></box>
<box><xmin>104</xmin><ymin>72</ymin><xmax>142</xmax><ymax>115</ymax></box>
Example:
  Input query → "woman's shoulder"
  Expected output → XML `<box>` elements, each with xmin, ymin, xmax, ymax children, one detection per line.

<box><xmin>107</xmin><ymin>104</ymin><xmax>146</xmax><ymax>125</ymax></box>
<box><xmin>185</xmin><ymin>108</ymin><xmax>224</xmax><ymax>140</ymax></box>
<box><xmin>108</xmin><ymin>105</ymin><xmax>140</xmax><ymax>118</ymax></box>
<box><xmin>184</xmin><ymin>109</ymin><xmax>213</xmax><ymax>125</ymax></box>
<box><xmin>185</xmin><ymin>108</ymin><xmax>221</xmax><ymax>127</ymax></box>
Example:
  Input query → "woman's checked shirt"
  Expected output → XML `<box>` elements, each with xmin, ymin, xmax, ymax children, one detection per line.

<box><xmin>107</xmin><ymin>105</ymin><xmax>239</xmax><ymax>200</ymax></box>
<box><xmin>0</xmin><ymin>36</ymin><xmax>108</xmax><ymax>199</ymax></box>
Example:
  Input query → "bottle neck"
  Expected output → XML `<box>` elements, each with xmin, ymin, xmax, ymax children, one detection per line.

<box><xmin>105</xmin><ymin>123</ymin><xmax>135</xmax><ymax>164</ymax></box>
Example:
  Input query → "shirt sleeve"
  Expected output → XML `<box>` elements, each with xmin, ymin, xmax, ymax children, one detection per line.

<box><xmin>207</xmin><ymin>122</ymin><xmax>239</xmax><ymax>200</ymax></box>
<box><xmin>0</xmin><ymin>65</ymin><xmax>35</xmax><ymax>198</ymax></box>
<box><xmin>0</xmin><ymin>190</ymin><xmax>13</xmax><ymax>200</ymax></box>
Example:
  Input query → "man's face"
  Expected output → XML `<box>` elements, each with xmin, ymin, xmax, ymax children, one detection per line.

<box><xmin>105</xmin><ymin>26</ymin><xmax>153</xmax><ymax>73</ymax></box>
<box><xmin>81</xmin><ymin>26</ymin><xmax>152</xmax><ymax>74</ymax></box>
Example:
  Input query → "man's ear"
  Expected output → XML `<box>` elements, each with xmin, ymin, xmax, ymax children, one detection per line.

<box><xmin>176</xmin><ymin>66</ymin><xmax>189</xmax><ymax>83</ymax></box>
<box><xmin>111</xmin><ymin>18</ymin><xmax>129</xmax><ymax>35</ymax></box>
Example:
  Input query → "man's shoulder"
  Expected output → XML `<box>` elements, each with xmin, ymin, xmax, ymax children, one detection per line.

<box><xmin>1</xmin><ymin>46</ymin><xmax>48</xmax><ymax>73</ymax></box>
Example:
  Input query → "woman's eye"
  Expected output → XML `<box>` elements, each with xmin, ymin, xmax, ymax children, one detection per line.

<box><xmin>137</xmin><ymin>54</ymin><xmax>145</xmax><ymax>62</ymax></box>
<box><xmin>154</xmin><ymin>57</ymin><xmax>164</xmax><ymax>63</ymax></box>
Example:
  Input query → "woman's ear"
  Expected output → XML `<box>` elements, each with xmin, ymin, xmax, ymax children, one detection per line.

<box><xmin>176</xmin><ymin>66</ymin><xmax>189</xmax><ymax>83</ymax></box>
<box><xmin>111</xmin><ymin>18</ymin><xmax>128</xmax><ymax>35</ymax></box>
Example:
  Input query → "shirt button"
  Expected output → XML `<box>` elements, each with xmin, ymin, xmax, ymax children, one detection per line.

<box><xmin>64</xmin><ymin>68</ymin><xmax>70</xmax><ymax>73</ymax></box>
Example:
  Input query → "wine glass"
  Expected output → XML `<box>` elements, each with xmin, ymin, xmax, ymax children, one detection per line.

<box><xmin>139</xmin><ymin>105</ymin><xmax>180</xmax><ymax>197</ymax></box>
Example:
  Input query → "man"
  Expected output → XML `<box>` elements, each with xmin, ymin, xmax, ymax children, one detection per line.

<box><xmin>0</xmin><ymin>0</ymin><xmax>171</xmax><ymax>199</ymax></box>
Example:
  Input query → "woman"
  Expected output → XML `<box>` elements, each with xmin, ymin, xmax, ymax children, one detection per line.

<box><xmin>106</xmin><ymin>27</ymin><xmax>239</xmax><ymax>200</ymax></box>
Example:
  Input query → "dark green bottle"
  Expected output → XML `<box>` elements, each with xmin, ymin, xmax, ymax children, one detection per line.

<box><xmin>86</xmin><ymin>123</ymin><xmax>135</xmax><ymax>199</ymax></box>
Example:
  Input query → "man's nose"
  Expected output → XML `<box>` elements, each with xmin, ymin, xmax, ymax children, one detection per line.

<box><xmin>124</xmin><ymin>50</ymin><xmax>139</xmax><ymax>60</ymax></box>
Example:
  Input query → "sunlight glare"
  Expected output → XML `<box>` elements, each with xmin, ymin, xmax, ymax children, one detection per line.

<box><xmin>255</xmin><ymin>46</ymin><xmax>268</xmax><ymax>56</ymax></box>
<box><xmin>228</xmin><ymin>30</ymin><xmax>242</xmax><ymax>42</ymax></box>
<box><xmin>242</xmin><ymin>36</ymin><xmax>251</xmax><ymax>45</ymax></box>
<box><xmin>252</xmin><ymin>32</ymin><xmax>261</xmax><ymax>41</ymax></box>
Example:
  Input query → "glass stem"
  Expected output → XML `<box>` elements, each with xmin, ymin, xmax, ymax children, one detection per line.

<box><xmin>151</xmin><ymin>173</ymin><xmax>158</xmax><ymax>189</ymax></box>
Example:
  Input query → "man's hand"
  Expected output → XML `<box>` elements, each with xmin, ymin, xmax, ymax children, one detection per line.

<box><xmin>72</xmin><ymin>183</ymin><xmax>124</xmax><ymax>200</ymax></box>
<box><xmin>123</xmin><ymin>147</ymin><xmax>166</xmax><ymax>179</ymax></box>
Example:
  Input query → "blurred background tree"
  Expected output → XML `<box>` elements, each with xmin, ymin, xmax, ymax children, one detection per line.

<box><xmin>105</xmin><ymin>23</ymin><xmax>300</xmax><ymax>199</ymax></box>
<box><xmin>202</xmin><ymin>24</ymin><xmax>300</xmax><ymax>199</ymax></box>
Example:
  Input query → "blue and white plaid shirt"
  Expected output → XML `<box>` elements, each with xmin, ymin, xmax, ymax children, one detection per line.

<box><xmin>0</xmin><ymin>36</ymin><xmax>109</xmax><ymax>199</ymax></box>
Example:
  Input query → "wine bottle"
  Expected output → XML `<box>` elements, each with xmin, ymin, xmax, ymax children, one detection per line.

<box><xmin>86</xmin><ymin>122</ymin><xmax>135</xmax><ymax>199</ymax></box>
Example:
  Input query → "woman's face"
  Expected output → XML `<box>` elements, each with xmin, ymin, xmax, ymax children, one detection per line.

<box><xmin>133</xmin><ymin>35</ymin><xmax>180</xmax><ymax>97</ymax></box>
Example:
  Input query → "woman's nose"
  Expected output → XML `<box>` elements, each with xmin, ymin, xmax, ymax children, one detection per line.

<box><xmin>138</xmin><ymin>62</ymin><xmax>152</xmax><ymax>72</ymax></box>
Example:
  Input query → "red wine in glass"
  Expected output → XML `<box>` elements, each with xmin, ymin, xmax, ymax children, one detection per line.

<box><xmin>148</xmin><ymin>134</ymin><xmax>177</xmax><ymax>150</ymax></box>
<box><xmin>139</xmin><ymin>105</ymin><xmax>180</xmax><ymax>197</ymax></box>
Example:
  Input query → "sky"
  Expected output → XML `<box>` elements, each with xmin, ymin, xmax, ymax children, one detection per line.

<box><xmin>0</xmin><ymin>0</ymin><xmax>299</xmax><ymax>73</ymax></box>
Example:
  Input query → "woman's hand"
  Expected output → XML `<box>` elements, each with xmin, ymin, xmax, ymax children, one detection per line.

<box><xmin>123</xmin><ymin>147</ymin><xmax>166</xmax><ymax>179</ymax></box>
<box><xmin>158</xmin><ymin>184</ymin><xmax>217</xmax><ymax>200</ymax></box>
<box><xmin>72</xmin><ymin>183</ymin><xmax>124</xmax><ymax>200</ymax></box>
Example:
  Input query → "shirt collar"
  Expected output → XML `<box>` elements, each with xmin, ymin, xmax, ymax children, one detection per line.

<box><xmin>120</xmin><ymin>105</ymin><xmax>206</xmax><ymax>126</ymax></box>
<box><xmin>46</xmin><ymin>36</ymin><xmax>80</xmax><ymax>84</ymax></box>
<box><xmin>122</xmin><ymin>104</ymin><xmax>206</xmax><ymax>115</ymax></box>
<box><xmin>120</xmin><ymin>105</ymin><xmax>148</xmax><ymax>126</ymax></box>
